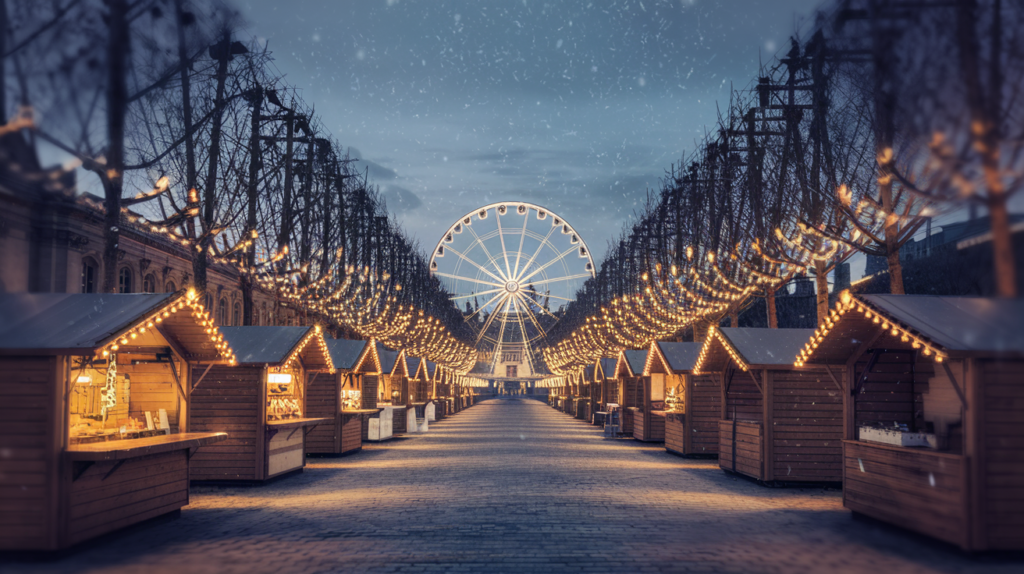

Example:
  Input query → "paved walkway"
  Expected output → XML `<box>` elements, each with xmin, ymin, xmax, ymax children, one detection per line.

<box><xmin>4</xmin><ymin>398</ymin><xmax>1023</xmax><ymax>573</ymax></box>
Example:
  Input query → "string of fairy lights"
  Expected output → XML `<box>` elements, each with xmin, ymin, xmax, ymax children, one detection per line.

<box><xmin>105</xmin><ymin>176</ymin><xmax>479</xmax><ymax>374</ymax></box>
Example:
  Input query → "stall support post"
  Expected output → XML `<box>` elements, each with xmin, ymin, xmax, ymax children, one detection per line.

<box><xmin>761</xmin><ymin>369</ymin><xmax>774</xmax><ymax>482</ymax></box>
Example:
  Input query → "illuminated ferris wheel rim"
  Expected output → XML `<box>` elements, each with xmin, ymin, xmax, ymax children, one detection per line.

<box><xmin>428</xmin><ymin>201</ymin><xmax>597</xmax><ymax>284</ymax></box>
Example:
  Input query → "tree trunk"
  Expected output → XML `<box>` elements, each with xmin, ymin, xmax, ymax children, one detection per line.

<box><xmin>102</xmin><ymin>0</ymin><xmax>130</xmax><ymax>293</ymax></box>
<box><xmin>243</xmin><ymin>84</ymin><xmax>262</xmax><ymax>324</ymax></box>
<box><xmin>871</xmin><ymin>4</ymin><xmax>904</xmax><ymax>295</ymax></box>
<box><xmin>0</xmin><ymin>0</ymin><xmax>7</xmax><ymax>124</ymax></box>
<box><xmin>766</xmin><ymin>286</ymin><xmax>778</xmax><ymax>329</ymax></box>
<box><xmin>174</xmin><ymin>0</ymin><xmax>197</xmax><ymax>239</ymax></box>
<box><xmin>194</xmin><ymin>32</ymin><xmax>231</xmax><ymax>298</ymax></box>
<box><xmin>278</xmin><ymin>109</ymin><xmax>295</xmax><ymax>257</ymax></box>
<box><xmin>814</xmin><ymin>260</ymin><xmax>830</xmax><ymax>325</ymax></box>
<box><xmin>957</xmin><ymin>0</ymin><xmax>1016</xmax><ymax>297</ymax></box>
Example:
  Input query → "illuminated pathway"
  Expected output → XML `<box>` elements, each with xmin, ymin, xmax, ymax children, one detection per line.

<box><xmin>5</xmin><ymin>399</ymin><xmax>1021</xmax><ymax>573</ymax></box>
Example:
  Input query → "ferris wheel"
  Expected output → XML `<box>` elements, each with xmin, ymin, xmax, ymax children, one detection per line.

<box><xmin>429</xmin><ymin>202</ymin><xmax>595</xmax><ymax>375</ymax></box>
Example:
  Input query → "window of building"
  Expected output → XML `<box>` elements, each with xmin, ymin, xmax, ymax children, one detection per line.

<box><xmin>118</xmin><ymin>267</ymin><xmax>133</xmax><ymax>293</ymax></box>
<box><xmin>261</xmin><ymin>303</ymin><xmax>268</xmax><ymax>326</ymax></box>
<box><xmin>218</xmin><ymin>298</ymin><xmax>228</xmax><ymax>325</ymax></box>
<box><xmin>506</xmin><ymin>365</ymin><xmax>517</xmax><ymax>379</ymax></box>
<box><xmin>80</xmin><ymin>258</ymin><xmax>98</xmax><ymax>293</ymax></box>
<box><xmin>142</xmin><ymin>273</ymin><xmax>156</xmax><ymax>293</ymax></box>
<box><xmin>165</xmin><ymin>281</ymin><xmax>177</xmax><ymax>293</ymax></box>
<box><xmin>232</xmin><ymin>302</ymin><xmax>242</xmax><ymax>326</ymax></box>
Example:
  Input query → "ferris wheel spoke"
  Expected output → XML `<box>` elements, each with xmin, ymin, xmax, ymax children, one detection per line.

<box><xmin>464</xmin><ymin>222</ymin><xmax>508</xmax><ymax>281</ymax></box>
<box><xmin>462</xmin><ymin>289</ymin><xmax>508</xmax><ymax>323</ymax></box>
<box><xmin>513</xmin><ymin>224</ymin><xmax>557</xmax><ymax>284</ymax></box>
<box><xmin>432</xmin><ymin>271</ymin><xmax>505</xmax><ymax>289</ymax></box>
<box><xmin>437</xmin><ymin>244</ymin><xmax>507</xmax><ymax>284</ymax></box>
<box><xmin>534</xmin><ymin>292</ymin><xmax>575</xmax><ymax>302</ymax></box>
<box><xmin>475</xmin><ymin>292</ymin><xmax>511</xmax><ymax>344</ymax></box>
<box><xmin>522</xmin><ymin>272</ymin><xmax>594</xmax><ymax>286</ymax></box>
<box><xmin>512</xmin><ymin>214</ymin><xmax>529</xmax><ymax>279</ymax></box>
<box><xmin>512</xmin><ymin>291</ymin><xmax>548</xmax><ymax>337</ymax></box>
<box><xmin>450</xmin><ymin>288</ymin><xmax>504</xmax><ymax>301</ymax></box>
<box><xmin>495</xmin><ymin>211</ymin><xmax>514</xmax><ymax>279</ymax></box>
<box><xmin>518</xmin><ymin>246</ymin><xmax>585</xmax><ymax>284</ymax></box>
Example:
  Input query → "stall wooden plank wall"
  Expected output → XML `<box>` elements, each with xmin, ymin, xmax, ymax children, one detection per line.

<box><xmin>64</xmin><ymin>450</ymin><xmax>188</xmax><ymax>546</ymax></box>
<box><xmin>689</xmin><ymin>374</ymin><xmax>721</xmax><ymax>454</ymax></box>
<box><xmin>189</xmin><ymin>366</ymin><xmax>265</xmax><ymax>481</ymax></box>
<box><xmin>361</xmin><ymin>376</ymin><xmax>379</xmax><ymax>440</ymax></box>
<box><xmin>620</xmin><ymin>377</ymin><xmax>641</xmax><ymax>434</ymax></box>
<box><xmin>979</xmin><ymin>359</ymin><xmax>1024</xmax><ymax>549</ymax></box>
<box><xmin>0</xmin><ymin>356</ymin><xmax>60</xmax><ymax>550</ymax></box>
<box><xmin>852</xmin><ymin>350</ymin><xmax>929</xmax><ymax>430</ymax></box>
<box><xmin>305</xmin><ymin>373</ymin><xmax>339</xmax><ymax>454</ymax></box>
<box><xmin>719</xmin><ymin>369</ymin><xmax>763</xmax><ymax>478</ymax></box>
<box><xmin>772</xmin><ymin>369</ymin><xmax>843</xmax><ymax>482</ymax></box>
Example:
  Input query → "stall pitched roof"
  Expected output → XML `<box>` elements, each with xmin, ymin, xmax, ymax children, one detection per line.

<box><xmin>798</xmin><ymin>294</ymin><xmax>1024</xmax><ymax>365</ymax></box>
<box><xmin>0</xmin><ymin>292</ymin><xmax>231</xmax><ymax>361</ymax></box>
<box><xmin>597</xmin><ymin>357</ymin><xmax>617</xmax><ymax>379</ymax></box>
<box><xmin>615</xmin><ymin>349</ymin><xmax>647</xmax><ymax>377</ymax></box>
<box><xmin>425</xmin><ymin>360</ymin><xmax>438</xmax><ymax>380</ymax></box>
<box><xmin>583</xmin><ymin>365</ymin><xmax>596</xmax><ymax>382</ymax></box>
<box><xmin>720</xmin><ymin>328</ymin><xmax>814</xmax><ymax>366</ymax></box>
<box><xmin>220</xmin><ymin>326</ymin><xmax>309</xmax><ymax>365</ymax></box>
<box><xmin>861</xmin><ymin>294</ymin><xmax>1024</xmax><ymax>353</ymax></box>
<box><xmin>0</xmin><ymin>293</ymin><xmax>174</xmax><ymax>352</ymax></box>
<box><xmin>375</xmin><ymin>342</ymin><xmax>405</xmax><ymax>376</ymax></box>
<box><xmin>406</xmin><ymin>356</ymin><xmax>423</xmax><ymax>380</ymax></box>
<box><xmin>650</xmin><ymin>341</ymin><xmax>703</xmax><ymax>374</ymax></box>
<box><xmin>696</xmin><ymin>327</ymin><xmax>815</xmax><ymax>373</ymax></box>
<box><xmin>325</xmin><ymin>338</ymin><xmax>369</xmax><ymax>371</ymax></box>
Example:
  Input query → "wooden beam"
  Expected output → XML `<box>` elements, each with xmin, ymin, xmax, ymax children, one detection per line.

<box><xmin>940</xmin><ymin>361</ymin><xmax>968</xmax><ymax>409</ymax></box>
<box><xmin>192</xmin><ymin>363</ymin><xmax>214</xmax><ymax>391</ymax></box>
<box><xmin>824</xmin><ymin>364</ymin><xmax>843</xmax><ymax>391</ymax></box>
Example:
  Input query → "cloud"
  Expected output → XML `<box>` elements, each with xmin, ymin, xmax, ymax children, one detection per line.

<box><xmin>379</xmin><ymin>184</ymin><xmax>423</xmax><ymax>213</ymax></box>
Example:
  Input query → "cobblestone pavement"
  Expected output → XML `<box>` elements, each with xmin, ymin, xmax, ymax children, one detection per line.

<box><xmin>4</xmin><ymin>398</ymin><xmax>1023</xmax><ymax>574</ymax></box>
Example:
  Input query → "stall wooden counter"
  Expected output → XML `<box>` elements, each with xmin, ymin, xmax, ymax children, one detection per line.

<box><xmin>306</xmin><ymin>338</ymin><xmax>373</xmax><ymax>456</ymax></box>
<box><xmin>693</xmin><ymin>326</ymin><xmax>840</xmax><ymax>484</ymax></box>
<box><xmin>797</xmin><ymin>292</ymin><xmax>1024</xmax><ymax>551</ymax></box>
<box><xmin>188</xmin><ymin>325</ymin><xmax>334</xmax><ymax>483</ymax></box>
<box><xmin>0</xmin><ymin>291</ymin><xmax>233</xmax><ymax>550</ymax></box>
<box><xmin>645</xmin><ymin>341</ymin><xmax>719</xmax><ymax>456</ymax></box>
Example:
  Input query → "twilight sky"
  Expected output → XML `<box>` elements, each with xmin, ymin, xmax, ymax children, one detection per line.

<box><xmin>236</xmin><ymin>0</ymin><xmax>826</xmax><ymax>260</ymax></box>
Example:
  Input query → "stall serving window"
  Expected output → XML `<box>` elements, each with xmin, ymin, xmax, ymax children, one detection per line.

<box><xmin>68</xmin><ymin>349</ymin><xmax>184</xmax><ymax>445</ymax></box>
<box><xmin>267</xmin><ymin>366</ymin><xmax>304</xmax><ymax>421</ymax></box>
<box><xmin>664</xmin><ymin>374</ymin><xmax>685</xmax><ymax>413</ymax></box>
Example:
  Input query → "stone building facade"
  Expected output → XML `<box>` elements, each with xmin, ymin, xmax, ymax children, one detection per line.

<box><xmin>0</xmin><ymin>133</ymin><xmax>298</xmax><ymax>327</ymax></box>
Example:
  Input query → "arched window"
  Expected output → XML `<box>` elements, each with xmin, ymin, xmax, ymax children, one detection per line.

<box><xmin>232</xmin><ymin>301</ymin><xmax>242</xmax><ymax>326</ymax></box>
<box><xmin>80</xmin><ymin>257</ymin><xmax>98</xmax><ymax>293</ymax></box>
<box><xmin>165</xmin><ymin>281</ymin><xmax>177</xmax><ymax>293</ymax></box>
<box><xmin>217</xmin><ymin>298</ymin><xmax>228</xmax><ymax>325</ymax></box>
<box><xmin>118</xmin><ymin>267</ymin><xmax>133</xmax><ymax>293</ymax></box>
<box><xmin>204</xmin><ymin>293</ymin><xmax>212</xmax><ymax>311</ymax></box>
<box><xmin>142</xmin><ymin>273</ymin><xmax>156</xmax><ymax>293</ymax></box>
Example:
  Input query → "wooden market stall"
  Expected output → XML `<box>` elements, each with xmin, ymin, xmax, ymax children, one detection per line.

<box><xmin>694</xmin><ymin>326</ymin><xmax>840</xmax><ymax>484</ymax></box>
<box><xmin>305</xmin><ymin>338</ymin><xmax>376</xmax><ymax>456</ymax></box>
<box><xmin>0</xmin><ymin>291</ymin><xmax>230</xmax><ymax>551</ymax></box>
<box><xmin>188</xmin><ymin>325</ymin><xmax>333</xmax><ymax>483</ymax></box>
<box><xmin>406</xmin><ymin>356</ymin><xmax>431</xmax><ymax>428</ymax></box>
<box><xmin>375</xmin><ymin>342</ymin><xmax>414</xmax><ymax>434</ymax></box>
<box><xmin>645</xmin><ymin>341</ymin><xmax>720</xmax><ymax>456</ymax></box>
<box><xmin>594</xmin><ymin>357</ymin><xmax>618</xmax><ymax>426</ymax></box>
<box><xmin>577</xmin><ymin>365</ymin><xmax>595</xmax><ymax>422</ymax></box>
<box><xmin>424</xmin><ymin>360</ymin><xmax>443</xmax><ymax>420</ymax></box>
<box><xmin>796</xmin><ymin>293</ymin><xmax>1024</xmax><ymax>551</ymax></box>
<box><xmin>615</xmin><ymin>349</ymin><xmax>648</xmax><ymax>437</ymax></box>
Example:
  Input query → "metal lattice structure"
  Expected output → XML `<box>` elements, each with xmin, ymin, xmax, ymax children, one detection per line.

<box><xmin>429</xmin><ymin>203</ymin><xmax>595</xmax><ymax>376</ymax></box>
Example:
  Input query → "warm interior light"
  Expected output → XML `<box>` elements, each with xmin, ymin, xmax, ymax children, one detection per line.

<box><xmin>268</xmin><ymin>373</ymin><xmax>293</xmax><ymax>384</ymax></box>
<box><xmin>76</xmin><ymin>375</ymin><xmax>92</xmax><ymax>384</ymax></box>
